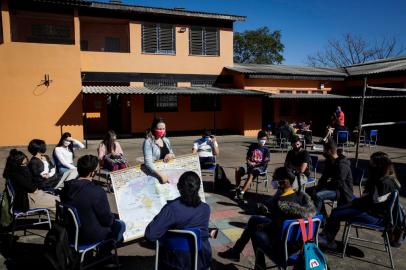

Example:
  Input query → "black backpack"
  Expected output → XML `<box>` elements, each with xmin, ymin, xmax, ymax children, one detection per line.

<box><xmin>214</xmin><ymin>164</ymin><xmax>232</xmax><ymax>192</ymax></box>
<box><xmin>43</xmin><ymin>222</ymin><xmax>79</xmax><ymax>270</ymax></box>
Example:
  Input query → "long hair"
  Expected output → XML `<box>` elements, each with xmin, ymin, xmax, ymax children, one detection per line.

<box><xmin>368</xmin><ymin>151</ymin><xmax>400</xmax><ymax>189</ymax></box>
<box><xmin>146</xmin><ymin>117</ymin><xmax>165</xmax><ymax>140</ymax></box>
<box><xmin>177</xmin><ymin>171</ymin><xmax>202</xmax><ymax>207</ymax></box>
<box><xmin>56</xmin><ymin>132</ymin><xmax>74</xmax><ymax>157</ymax></box>
<box><xmin>3</xmin><ymin>149</ymin><xmax>28</xmax><ymax>179</ymax></box>
<box><xmin>102</xmin><ymin>130</ymin><xmax>117</xmax><ymax>154</ymax></box>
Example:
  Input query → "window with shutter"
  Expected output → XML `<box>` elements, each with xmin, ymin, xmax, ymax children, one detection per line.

<box><xmin>144</xmin><ymin>95</ymin><xmax>178</xmax><ymax>112</ymax></box>
<box><xmin>189</xmin><ymin>27</ymin><xmax>219</xmax><ymax>56</ymax></box>
<box><xmin>142</xmin><ymin>23</ymin><xmax>175</xmax><ymax>54</ymax></box>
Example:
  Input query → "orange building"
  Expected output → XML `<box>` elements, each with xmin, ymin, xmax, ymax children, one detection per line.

<box><xmin>1</xmin><ymin>0</ymin><xmax>405</xmax><ymax>147</ymax></box>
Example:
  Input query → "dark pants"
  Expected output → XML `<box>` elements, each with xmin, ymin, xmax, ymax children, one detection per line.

<box><xmin>314</xmin><ymin>189</ymin><xmax>338</xmax><ymax>214</ymax></box>
<box><xmin>233</xmin><ymin>216</ymin><xmax>271</xmax><ymax>254</ymax></box>
<box><xmin>324</xmin><ymin>205</ymin><xmax>383</xmax><ymax>241</ymax></box>
<box><xmin>252</xmin><ymin>230</ymin><xmax>273</xmax><ymax>269</ymax></box>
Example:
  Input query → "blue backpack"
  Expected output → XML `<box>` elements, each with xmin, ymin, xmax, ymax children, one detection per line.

<box><xmin>294</xmin><ymin>217</ymin><xmax>328</xmax><ymax>270</ymax></box>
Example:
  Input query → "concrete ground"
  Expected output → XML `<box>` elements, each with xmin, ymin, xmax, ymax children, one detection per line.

<box><xmin>1</xmin><ymin>135</ymin><xmax>406</xmax><ymax>269</ymax></box>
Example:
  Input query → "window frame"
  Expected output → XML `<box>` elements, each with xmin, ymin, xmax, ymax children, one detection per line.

<box><xmin>144</xmin><ymin>94</ymin><xmax>178</xmax><ymax>112</ymax></box>
<box><xmin>141</xmin><ymin>23</ymin><xmax>176</xmax><ymax>55</ymax></box>
<box><xmin>189</xmin><ymin>26</ymin><xmax>220</xmax><ymax>56</ymax></box>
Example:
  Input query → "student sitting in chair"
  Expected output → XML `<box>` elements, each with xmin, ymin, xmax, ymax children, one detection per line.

<box><xmin>98</xmin><ymin>130</ymin><xmax>127</xmax><ymax>171</ymax></box>
<box><xmin>284</xmin><ymin>135</ymin><xmax>311</xmax><ymax>191</ymax></box>
<box><xmin>3</xmin><ymin>149</ymin><xmax>59</xmax><ymax>213</ymax></box>
<box><xmin>319</xmin><ymin>152</ymin><xmax>401</xmax><ymax>249</ymax></box>
<box><xmin>53</xmin><ymin>132</ymin><xmax>84</xmax><ymax>174</ymax></box>
<box><xmin>60</xmin><ymin>155</ymin><xmax>125</xmax><ymax>245</ymax></box>
<box><xmin>192</xmin><ymin>129</ymin><xmax>219</xmax><ymax>169</ymax></box>
<box><xmin>234</xmin><ymin>130</ymin><xmax>270</xmax><ymax>202</ymax></box>
<box><xmin>219</xmin><ymin>167</ymin><xmax>316</xmax><ymax>268</ymax></box>
<box><xmin>145</xmin><ymin>171</ymin><xmax>211</xmax><ymax>270</ymax></box>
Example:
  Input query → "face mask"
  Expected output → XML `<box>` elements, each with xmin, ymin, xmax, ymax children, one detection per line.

<box><xmin>271</xmin><ymin>180</ymin><xmax>279</xmax><ymax>189</ymax></box>
<box><xmin>63</xmin><ymin>140</ymin><xmax>71</xmax><ymax>147</ymax></box>
<box><xmin>154</xmin><ymin>129</ymin><xmax>166</xmax><ymax>138</ymax></box>
<box><xmin>258</xmin><ymin>139</ymin><xmax>266</xmax><ymax>146</ymax></box>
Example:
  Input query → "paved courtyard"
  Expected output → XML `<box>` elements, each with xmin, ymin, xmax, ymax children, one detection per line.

<box><xmin>0</xmin><ymin>135</ymin><xmax>406</xmax><ymax>269</ymax></box>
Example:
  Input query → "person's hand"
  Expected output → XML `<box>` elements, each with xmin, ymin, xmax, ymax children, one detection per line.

<box><xmin>67</xmin><ymin>137</ymin><xmax>74</xmax><ymax>142</ymax></box>
<box><xmin>210</xmin><ymin>135</ymin><xmax>216</xmax><ymax>143</ymax></box>
<box><xmin>164</xmin><ymin>153</ymin><xmax>174</xmax><ymax>163</ymax></box>
<box><xmin>160</xmin><ymin>174</ymin><xmax>169</xmax><ymax>184</ymax></box>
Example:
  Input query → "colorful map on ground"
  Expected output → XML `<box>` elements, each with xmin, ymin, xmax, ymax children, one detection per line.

<box><xmin>110</xmin><ymin>154</ymin><xmax>205</xmax><ymax>242</ymax></box>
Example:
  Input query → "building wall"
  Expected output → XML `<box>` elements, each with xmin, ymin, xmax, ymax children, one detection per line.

<box><xmin>130</xmin><ymin>95</ymin><xmax>261</xmax><ymax>135</ymax></box>
<box><xmin>80</xmin><ymin>22</ymin><xmax>233</xmax><ymax>75</ymax></box>
<box><xmin>0</xmin><ymin>1</ymin><xmax>82</xmax><ymax>146</ymax></box>
<box><xmin>243</xmin><ymin>78</ymin><xmax>332</xmax><ymax>93</ymax></box>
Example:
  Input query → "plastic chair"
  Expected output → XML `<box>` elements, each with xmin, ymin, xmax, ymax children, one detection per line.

<box><xmin>252</xmin><ymin>153</ymin><xmax>271</xmax><ymax>194</ymax></box>
<box><xmin>56</xmin><ymin>203</ymin><xmax>120</xmax><ymax>270</ymax></box>
<box><xmin>351</xmin><ymin>167</ymin><xmax>365</xmax><ymax>197</ymax></box>
<box><xmin>155</xmin><ymin>228</ymin><xmax>201</xmax><ymax>270</ymax></box>
<box><xmin>303</xmin><ymin>155</ymin><xmax>318</xmax><ymax>189</ymax></box>
<box><xmin>363</xmin><ymin>130</ymin><xmax>378</xmax><ymax>151</ymax></box>
<box><xmin>255</xmin><ymin>215</ymin><xmax>323</xmax><ymax>270</ymax></box>
<box><xmin>6</xmin><ymin>180</ymin><xmax>52</xmax><ymax>244</ymax></box>
<box><xmin>336</xmin><ymin>131</ymin><xmax>350</xmax><ymax>153</ymax></box>
<box><xmin>342</xmin><ymin>192</ymin><xmax>398</xmax><ymax>269</ymax></box>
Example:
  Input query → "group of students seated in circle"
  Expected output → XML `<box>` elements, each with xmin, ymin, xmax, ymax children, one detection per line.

<box><xmin>3</xmin><ymin>116</ymin><xmax>402</xmax><ymax>270</ymax></box>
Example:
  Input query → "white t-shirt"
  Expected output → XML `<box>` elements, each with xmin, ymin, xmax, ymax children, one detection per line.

<box><xmin>41</xmin><ymin>158</ymin><xmax>56</xmax><ymax>177</ymax></box>
<box><xmin>54</xmin><ymin>146</ymin><xmax>75</xmax><ymax>169</ymax></box>
<box><xmin>193</xmin><ymin>137</ymin><xmax>218</xmax><ymax>158</ymax></box>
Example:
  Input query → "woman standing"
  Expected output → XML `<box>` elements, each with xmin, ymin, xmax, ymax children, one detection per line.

<box><xmin>98</xmin><ymin>130</ymin><xmax>127</xmax><ymax>171</ymax></box>
<box><xmin>3</xmin><ymin>149</ymin><xmax>58</xmax><ymax>212</ymax></box>
<box><xmin>53</xmin><ymin>132</ymin><xmax>84</xmax><ymax>173</ymax></box>
<box><xmin>143</xmin><ymin>117</ymin><xmax>175</xmax><ymax>183</ymax></box>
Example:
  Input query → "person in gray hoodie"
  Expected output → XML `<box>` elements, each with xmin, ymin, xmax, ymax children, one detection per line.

<box><xmin>312</xmin><ymin>141</ymin><xmax>353</xmax><ymax>215</ymax></box>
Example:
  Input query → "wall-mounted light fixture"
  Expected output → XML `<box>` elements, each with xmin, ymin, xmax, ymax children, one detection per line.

<box><xmin>38</xmin><ymin>74</ymin><xmax>53</xmax><ymax>87</ymax></box>
<box><xmin>178</xmin><ymin>27</ymin><xmax>187</xmax><ymax>33</ymax></box>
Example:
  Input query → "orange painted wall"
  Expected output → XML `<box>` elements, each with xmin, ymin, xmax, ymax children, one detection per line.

<box><xmin>80</xmin><ymin>22</ymin><xmax>234</xmax><ymax>75</ymax></box>
<box><xmin>130</xmin><ymin>95</ymin><xmax>261</xmax><ymax>135</ymax></box>
<box><xmin>0</xmin><ymin>2</ymin><xmax>83</xmax><ymax>146</ymax></box>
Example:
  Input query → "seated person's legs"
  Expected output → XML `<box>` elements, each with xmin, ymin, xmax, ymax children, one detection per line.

<box><xmin>219</xmin><ymin>215</ymin><xmax>271</xmax><ymax>261</ymax></box>
<box><xmin>110</xmin><ymin>219</ymin><xmax>126</xmax><ymax>243</ymax></box>
<box><xmin>252</xmin><ymin>230</ymin><xmax>273</xmax><ymax>269</ymax></box>
<box><xmin>314</xmin><ymin>189</ymin><xmax>337</xmax><ymax>214</ymax></box>
<box><xmin>199</xmin><ymin>156</ymin><xmax>216</xmax><ymax>170</ymax></box>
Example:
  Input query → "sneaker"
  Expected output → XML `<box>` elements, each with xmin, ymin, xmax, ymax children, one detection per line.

<box><xmin>234</xmin><ymin>188</ymin><xmax>244</xmax><ymax>201</ymax></box>
<box><xmin>318</xmin><ymin>235</ymin><xmax>337</xmax><ymax>250</ymax></box>
<box><xmin>218</xmin><ymin>248</ymin><xmax>240</xmax><ymax>262</ymax></box>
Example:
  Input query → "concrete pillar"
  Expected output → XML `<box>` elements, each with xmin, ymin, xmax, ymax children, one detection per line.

<box><xmin>1</xmin><ymin>0</ymin><xmax>11</xmax><ymax>43</ymax></box>
<box><xmin>74</xmin><ymin>8</ymin><xmax>80</xmax><ymax>47</ymax></box>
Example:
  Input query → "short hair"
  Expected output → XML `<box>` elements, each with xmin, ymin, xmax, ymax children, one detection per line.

<box><xmin>77</xmin><ymin>155</ymin><xmax>99</xmax><ymax>178</ymax></box>
<box><xmin>323</xmin><ymin>140</ymin><xmax>337</xmax><ymax>153</ymax></box>
<box><xmin>28</xmin><ymin>139</ymin><xmax>46</xmax><ymax>156</ymax></box>
<box><xmin>203</xmin><ymin>128</ymin><xmax>211</xmax><ymax>137</ymax></box>
<box><xmin>273</xmin><ymin>167</ymin><xmax>295</xmax><ymax>185</ymax></box>
<box><xmin>291</xmin><ymin>135</ymin><xmax>300</xmax><ymax>144</ymax></box>
<box><xmin>177</xmin><ymin>171</ymin><xmax>202</xmax><ymax>207</ymax></box>
<box><xmin>257</xmin><ymin>130</ymin><xmax>267</xmax><ymax>139</ymax></box>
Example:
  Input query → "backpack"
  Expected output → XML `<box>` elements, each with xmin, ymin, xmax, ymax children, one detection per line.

<box><xmin>0</xmin><ymin>189</ymin><xmax>12</xmax><ymax>228</ymax></box>
<box><xmin>294</xmin><ymin>217</ymin><xmax>328</xmax><ymax>270</ymax></box>
<box><xmin>214</xmin><ymin>164</ymin><xmax>232</xmax><ymax>192</ymax></box>
<box><xmin>43</xmin><ymin>222</ymin><xmax>79</xmax><ymax>270</ymax></box>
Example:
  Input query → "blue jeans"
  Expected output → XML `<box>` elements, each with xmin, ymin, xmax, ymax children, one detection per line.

<box><xmin>325</xmin><ymin>205</ymin><xmax>383</xmax><ymax>240</ymax></box>
<box><xmin>233</xmin><ymin>215</ymin><xmax>271</xmax><ymax>254</ymax></box>
<box><xmin>252</xmin><ymin>230</ymin><xmax>273</xmax><ymax>269</ymax></box>
<box><xmin>315</xmin><ymin>190</ymin><xmax>337</xmax><ymax>213</ymax></box>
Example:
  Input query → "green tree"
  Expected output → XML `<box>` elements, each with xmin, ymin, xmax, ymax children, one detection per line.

<box><xmin>234</xmin><ymin>27</ymin><xmax>284</xmax><ymax>64</ymax></box>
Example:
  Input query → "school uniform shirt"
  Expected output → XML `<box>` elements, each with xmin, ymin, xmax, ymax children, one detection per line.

<box><xmin>193</xmin><ymin>137</ymin><xmax>218</xmax><ymax>158</ymax></box>
<box><xmin>145</xmin><ymin>198</ymin><xmax>211</xmax><ymax>270</ymax></box>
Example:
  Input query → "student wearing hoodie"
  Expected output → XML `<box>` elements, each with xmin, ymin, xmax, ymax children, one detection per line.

<box><xmin>219</xmin><ymin>167</ymin><xmax>316</xmax><ymax>268</ymax></box>
<box><xmin>319</xmin><ymin>152</ymin><xmax>400</xmax><ymax>249</ymax></box>
<box><xmin>60</xmin><ymin>155</ymin><xmax>125</xmax><ymax>245</ymax></box>
<box><xmin>312</xmin><ymin>141</ymin><xmax>353</xmax><ymax>214</ymax></box>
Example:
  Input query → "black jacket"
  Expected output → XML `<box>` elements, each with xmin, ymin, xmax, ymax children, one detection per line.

<box><xmin>28</xmin><ymin>156</ymin><xmax>59</xmax><ymax>189</ymax></box>
<box><xmin>60</xmin><ymin>179</ymin><xmax>115</xmax><ymax>245</ymax></box>
<box><xmin>317</xmin><ymin>155</ymin><xmax>353</xmax><ymax>206</ymax></box>
<box><xmin>3</xmin><ymin>165</ymin><xmax>37</xmax><ymax>212</ymax></box>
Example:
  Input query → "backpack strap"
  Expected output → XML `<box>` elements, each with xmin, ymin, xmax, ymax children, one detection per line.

<box><xmin>298</xmin><ymin>219</ymin><xmax>308</xmax><ymax>243</ymax></box>
<box><xmin>307</xmin><ymin>217</ymin><xmax>314</xmax><ymax>241</ymax></box>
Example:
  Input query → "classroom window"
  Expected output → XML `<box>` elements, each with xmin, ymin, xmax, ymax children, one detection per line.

<box><xmin>191</xmin><ymin>95</ymin><xmax>221</xmax><ymax>111</ymax></box>
<box><xmin>144</xmin><ymin>95</ymin><xmax>178</xmax><ymax>112</ymax></box>
<box><xmin>142</xmin><ymin>23</ymin><xmax>176</xmax><ymax>54</ymax></box>
<box><xmin>189</xmin><ymin>26</ymin><xmax>219</xmax><ymax>56</ymax></box>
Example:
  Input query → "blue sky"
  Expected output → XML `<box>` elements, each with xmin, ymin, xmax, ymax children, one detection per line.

<box><xmin>118</xmin><ymin>0</ymin><xmax>406</xmax><ymax>65</ymax></box>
